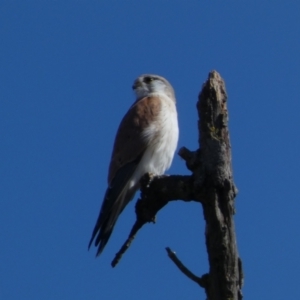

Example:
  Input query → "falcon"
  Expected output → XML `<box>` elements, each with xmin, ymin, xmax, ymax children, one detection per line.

<box><xmin>88</xmin><ymin>74</ymin><xmax>179</xmax><ymax>256</ymax></box>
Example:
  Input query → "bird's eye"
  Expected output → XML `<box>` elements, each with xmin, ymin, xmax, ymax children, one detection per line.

<box><xmin>144</xmin><ymin>76</ymin><xmax>154</xmax><ymax>83</ymax></box>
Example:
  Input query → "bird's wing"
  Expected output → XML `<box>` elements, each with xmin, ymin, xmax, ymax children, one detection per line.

<box><xmin>88</xmin><ymin>96</ymin><xmax>162</xmax><ymax>255</ymax></box>
<box><xmin>107</xmin><ymin>96</ymin><xmax>161</xmax><ymax>184</ymax></box>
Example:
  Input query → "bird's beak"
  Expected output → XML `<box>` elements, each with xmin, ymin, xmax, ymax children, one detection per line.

<box><xmin>132</xmin><ymin>81</ymin><xmax>141</xmax><ymax>90</ymax></box>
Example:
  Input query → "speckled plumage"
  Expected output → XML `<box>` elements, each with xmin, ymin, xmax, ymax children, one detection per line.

<box><xmin>88</xmin><ymin>74</ymin><xmax>179</xmax><ymax>256</ymax></box>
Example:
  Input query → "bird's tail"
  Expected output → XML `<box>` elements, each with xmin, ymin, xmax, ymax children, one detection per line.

<box><xmin>88</xmin><ymin>188</ymin><xmax>126</xmax><ymax>256</ymax></box>
<box><xmin>88</xmin><ymin>184</ymin><xmax>139</xmax><ymax>255</ymax></box>
<box><xmin>88</xmin><ymin>159</ymin><xmax>141</xmax><ymax>255</ymax></box>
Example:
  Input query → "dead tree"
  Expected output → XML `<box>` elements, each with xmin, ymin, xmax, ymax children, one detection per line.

<box><xmin>111</xmin><ymin>71</ymin><xmax>243</xmax><ymax>300</ymax></box>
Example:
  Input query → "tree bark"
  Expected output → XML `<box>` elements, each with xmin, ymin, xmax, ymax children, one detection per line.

<box><xmin>112</xmin><ymin>71</ymin><xmax>243</xmax><ymax>300</ymax></box>
<box><xmin>195</xmin><ymin>71</ymin><xmax>243</xmax><ymax>299</ymax></box>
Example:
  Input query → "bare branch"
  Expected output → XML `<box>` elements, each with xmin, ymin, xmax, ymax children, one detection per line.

<box><xmin>111</xmin><ymin>174</ymin><xmax>198</xmax><ymax>267</ymax></box>
<box><xmin>111</xmin><ymin>220</ymin><xmax>143</xmax><ymax>267</ymax></box>
<box><xmin>165</xmin><ymin>247</ymin><xmax>208</xmax><ymax>288</ymax></box>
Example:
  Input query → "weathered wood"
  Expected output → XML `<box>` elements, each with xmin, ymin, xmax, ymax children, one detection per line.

<box><xmin>195</xmin><ymin>71</ymin><xmax>242</xmax><ymax>299</ymax></box>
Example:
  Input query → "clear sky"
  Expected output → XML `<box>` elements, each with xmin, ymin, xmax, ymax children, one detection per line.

<box><xmin>1</xmin><ymin>1</ymin><xmax>300</xmax><ymax>299</ymax></box>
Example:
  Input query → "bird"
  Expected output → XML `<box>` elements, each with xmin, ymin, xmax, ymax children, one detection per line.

<box><xmin>88</xmin><ymin>74</ymin><xmax>179</xmax><ymax>256</ymax></box>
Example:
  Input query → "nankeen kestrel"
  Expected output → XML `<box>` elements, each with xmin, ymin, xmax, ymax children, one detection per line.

<box><xmin>88</xmin><ymin>74</ymin><xmax>179</xmax><ymax>256</ymax></box>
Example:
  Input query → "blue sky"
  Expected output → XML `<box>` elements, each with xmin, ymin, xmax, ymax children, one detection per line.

<box><xmin>1</xmin><ymin>1</ymin><xmax>300</xmax><ymax>299</ymax></box>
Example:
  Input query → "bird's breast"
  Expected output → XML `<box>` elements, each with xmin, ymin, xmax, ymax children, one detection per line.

<box><xmin>131</xmin><ymin>95</ymin><xmax>179</xmax><ymax>186</ymax></box>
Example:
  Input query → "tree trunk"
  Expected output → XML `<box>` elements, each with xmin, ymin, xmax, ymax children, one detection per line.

<box><xmin>195</xmin><ymin>71</ymin><xmax>243</xmax><ymax>299</ymax></box>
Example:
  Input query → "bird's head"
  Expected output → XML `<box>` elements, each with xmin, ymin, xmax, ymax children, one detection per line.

<box><xmin>132</xmin><ymin>74</ymin><xmax>175</xmax><ymax>101</ymax></box>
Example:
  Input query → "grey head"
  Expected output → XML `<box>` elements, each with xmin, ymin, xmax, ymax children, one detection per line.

<box><xmin>132</xmin><ymin>74</ymin><xmax>175</xmax><ymax>101</ymax></box>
